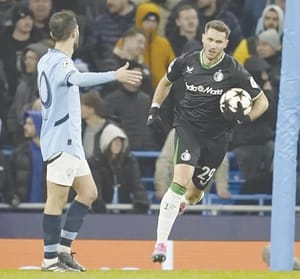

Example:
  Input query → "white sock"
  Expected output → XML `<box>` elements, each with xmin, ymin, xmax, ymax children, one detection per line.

<box><xmin>58</xmin><ymin>245</ymin><xmax>71</xmax><ymax>254</ymax></box>
<box><xmin>180</xmin><ymin>194</ymin><xmax>191</xmax><ymax>205</ymax></box>
<box><xmin>43</xmin><ymin>257</ymin><xmax>58</xmax><ymax>266</ymax></box>
<box><xmin>156</xmin><ymin>187</ymin><xmax>183</xmax><ymax>244</ymax></box>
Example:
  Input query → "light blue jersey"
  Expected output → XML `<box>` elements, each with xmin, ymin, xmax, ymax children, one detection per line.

<box><xmin>37</xmin><ymin>49</ymin><xmax>115</xmax><ymax>161</ymax></box>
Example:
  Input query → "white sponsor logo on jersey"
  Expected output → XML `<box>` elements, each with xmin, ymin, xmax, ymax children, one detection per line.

<box><xmin>185</xmin><ymin>82</ymin><xmax>223</xmax><ymax>95</ymax></box>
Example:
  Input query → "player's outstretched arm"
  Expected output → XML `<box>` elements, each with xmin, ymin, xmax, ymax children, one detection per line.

<box><xmin>115</xmin><ymin>62</ymin><xmax>143</xmax><ymax>85</ymax></box>
<box><xmin>67</xmin><ymin>62</ymin><xmax>142</xmax><ymax>87</ymax></box>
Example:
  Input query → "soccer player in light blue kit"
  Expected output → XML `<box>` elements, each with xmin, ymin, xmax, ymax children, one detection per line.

<box><xmin>37</xmin><ymin>10</ymin><xmax>142</xmax><ymax>272</ymax></box>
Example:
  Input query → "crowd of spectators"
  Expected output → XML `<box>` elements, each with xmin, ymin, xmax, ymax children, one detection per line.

<box><xmin>0</xmin><ymin>0</ymin><xmax>286</xmax><ymax>211</ymax></box>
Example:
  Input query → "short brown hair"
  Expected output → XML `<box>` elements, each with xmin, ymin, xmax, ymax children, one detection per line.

<box><xmin>204</xmin><ymin>20</ymin><xmax>231</xmax><ymax>39</ymax></box>
<box><xmin>49</xmin><ymin>10</ymin><xmax>77</xmax><ymax>42</ymax></box>
<box><xmin>80</xmin><ymin>90</ymin><xmax>105</xmax><ymax>117</ymax></box>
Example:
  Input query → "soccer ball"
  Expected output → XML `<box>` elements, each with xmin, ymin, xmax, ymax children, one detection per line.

<box><xmin>220</xmin><ymin>88</ymin><xmax>253</xmax><ymax>116</ymax></box>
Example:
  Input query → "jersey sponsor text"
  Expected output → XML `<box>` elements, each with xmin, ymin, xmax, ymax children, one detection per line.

<box><xmin>185</xmin><ymin>82</ymin><xmax>223</xmax><ymax>95</ymax></box>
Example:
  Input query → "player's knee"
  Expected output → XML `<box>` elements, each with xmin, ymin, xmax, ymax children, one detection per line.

<box><xmin>79</xmin><ymin>188</ymin><xmax>98</xmax><ymax>206</ymax></box>
<box><xmin>46</xmin><ymin>194</ymin><xmax>68</xmax><ymax>213</ymax></box>
<box><xmin>90</xmin><ymin>188</ymin><xmax>98</xmax><ymax>203</ymax></box>
<box><xmin>173</xmin><ymin>177</ymin><xmax>191</xmax><ymax>188</ymax></box>
<box><xmin>185</xmin><ymin>190</ymin><xmax>203</xmax><ymax>205</ymax></box>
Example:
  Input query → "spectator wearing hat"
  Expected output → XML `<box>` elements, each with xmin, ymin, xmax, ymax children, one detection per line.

<box><xmin>149</xmin><ymin>0</ymin><xmax>176</xmax><ymax>37</ymax></box>
<box><xmin>255</xmin><ymin>4</ymin><xmax>284</xmax><ymax>37</ymax></box>
<box><xmin>234</xmin><ymin>27</ymin><xmax>282</xmax><ymax>121</ymax></box>
<box><xmin>256</xmin><ymin>28</ymin><xmax>281</xmax><ymax>58</ymax></box>
<box><xmin>0</xmin><ymin>4</ymin><xmax>40</xmax><ymax>107</ymax></box>
<box><xmin>256</xmin><ymin>28</ymin><xmax>282</xmax><ymax>103</ymax></box>
<box><xmin>88</xmin><ymin>121</ymin><xmax>150</xmax><ymax>214</ymax></box>
<box><xmin>4</xmin><ymin>110</ymin><xmax>45</xmax><ymax>206</ymax></box>
<box><xmin>135</xmin><ymin>2</ymin><xmax>175</xmax><ymax>88</ymax></box>
<box><xmin>6</xmin><ymin>42</ymin><xmax>48</xmax><ymax>147</ymax></box>
<box><xmin>233</xmin><ymin>27</ymin><xmax>281</xmax><ymax>65</ymax></box>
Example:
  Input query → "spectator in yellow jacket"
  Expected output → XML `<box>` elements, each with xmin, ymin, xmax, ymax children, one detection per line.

<box><xmin>135</xmin><ymin>2</ymin><xmax>175</xmax><ymax>88</ymax></box>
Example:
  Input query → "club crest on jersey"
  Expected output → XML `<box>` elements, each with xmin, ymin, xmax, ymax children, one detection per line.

<box><xmin>181</xmin><ymin>150</ymin><xmax>191</xmax><ymax>161</ymax></box>
<box><xmin>186</xmin><ymin>66</ymin><xmax>194</xmax><ymax>74</ymax></box>
<box><xmin>62</xmin><ymin>60</ymin><xmax>73</xmax><ymax>70</ymax></box>
<box><xmin>213</xmin><ymin>70</ymin><xmax>224</xmax><ymax>82</ymax></box>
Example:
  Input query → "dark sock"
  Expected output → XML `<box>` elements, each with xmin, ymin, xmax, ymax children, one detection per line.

<box><xmin>60</xmin><ymin>200</ymin><xmax>89</xmax><ymax>249</ymax></box>
<box><xmin>43</xmin><ymin>214</ymin><xmax>61</xmax><ymax>259</ymax></box>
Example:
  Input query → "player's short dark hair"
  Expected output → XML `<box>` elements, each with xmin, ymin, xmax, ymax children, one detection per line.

<box><xmin>49</xmin><ymin>10</ymin><xmax>77</xmax><ymax>42</ymax></box>
<box><xmin>204</xmin><ymin>20</ymin><xmax>231</xmax><ymax>39</ymax></box>
<box><xmin>80</xmin><ymin>90</ymin><xmax>105</xmax><ymax>117</ymax></box>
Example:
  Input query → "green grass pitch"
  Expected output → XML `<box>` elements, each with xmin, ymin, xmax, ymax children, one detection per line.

<box><xmin>0</xmin><ymin>270</ymin><xmax>300</xmax><ymax>279</ymax></box>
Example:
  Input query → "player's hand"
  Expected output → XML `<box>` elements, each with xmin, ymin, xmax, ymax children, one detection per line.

<box><xmin>222</xmin><ymin>102</ymin><xmax>236</xmax><ymax>121</ymax></box>
<box><xmin>222</xmin><ymin>102</ymin><xmax>250</xmax><ymax>124</ymax></box>
<box><xmin>147</xmin><ymin>106</ymin><xmax>163</xmax><ymax>130</ymax></box>
<box><xmin>235</xmin><ymin>102</ymin><xmax>251</xmax><ymax>124</ymax></box>
<box><xmin>115</xmin><ymin>62</ymin><xmax>143</xmax><ymax>85</ymax></box>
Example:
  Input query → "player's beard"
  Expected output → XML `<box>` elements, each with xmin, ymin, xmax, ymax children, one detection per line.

<box><xmin>205</xmin><ymin>49</ymin><xmax>219</xmax><ymax>61</ymax></box>
<box><xmin>202</xmin><ymin>48</ymin><xmax>223</xmax><ymax>66</ymax></box>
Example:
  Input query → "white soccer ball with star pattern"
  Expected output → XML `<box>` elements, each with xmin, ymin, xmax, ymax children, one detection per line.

<box><xmin>220</xmin><ymin>88</ymin><xmax>253</xmax><ymax>116</ymax></box>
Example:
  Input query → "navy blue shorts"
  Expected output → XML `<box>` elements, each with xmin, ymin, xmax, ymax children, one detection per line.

<box><xmin>174</xmin><ymin>125</ymin><xmax>230</xmax><ymax>190</ymax></box>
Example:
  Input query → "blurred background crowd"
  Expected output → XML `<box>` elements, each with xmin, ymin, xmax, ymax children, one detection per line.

<box><xmin>0</xmin><ymin>0</ymin><xmax>292</xmax><ymax>213</ymax></box>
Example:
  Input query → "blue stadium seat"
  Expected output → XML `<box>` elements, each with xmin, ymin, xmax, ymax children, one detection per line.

<box><xmin>131</xmin><ymin>151</ymin><xmax>159</xmax><ymax>193</ymax></box>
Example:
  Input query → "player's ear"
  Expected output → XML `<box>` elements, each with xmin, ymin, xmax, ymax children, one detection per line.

<box><xmin>71</xmin><ymin>29</ymin><xmax>76</xmax><ymax>39</ymax></box>
<box><xmin>201</xmin><ymin>33</ymin><xmax>205</xmax><ymax>45</ymax></box>
<box><xmin>224</xmin><ymin>39</ymin><xmax>229</xmax><ymax>48</ymax></box>
<box><xmin>50</xmin><ymin>31</ymin><xmax>55</xmax><ymax>41</ymax></box>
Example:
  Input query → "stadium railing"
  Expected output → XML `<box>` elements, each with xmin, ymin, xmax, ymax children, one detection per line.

<box><xmin>0</xmin><ymin>148</ymin><xmax>273</xmax><ymax>213</ymax></box>
<box><xmin>131</xmin><ymin>150</ymin><xmax>273</xmax><ymax>208</ymax></box>
<box><xmin>0</xmin><ymin>202</ymin><xmax>281</xmax><ymax>214</ymax></box>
